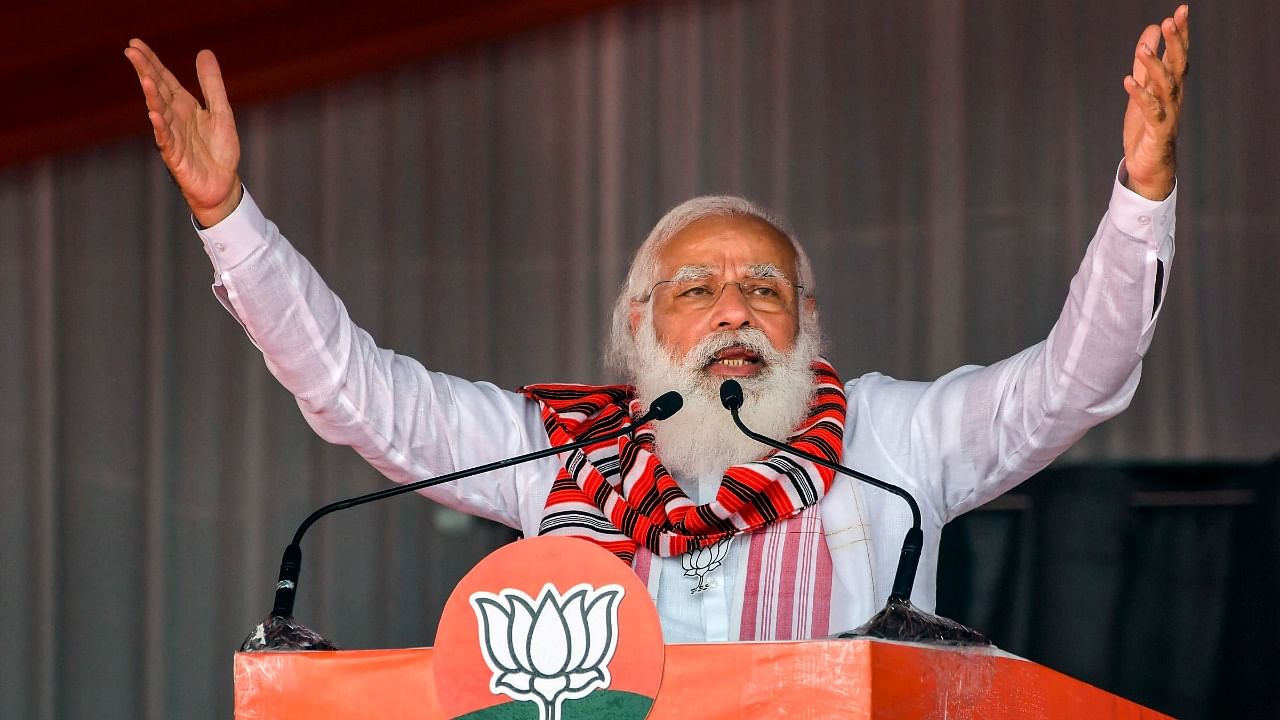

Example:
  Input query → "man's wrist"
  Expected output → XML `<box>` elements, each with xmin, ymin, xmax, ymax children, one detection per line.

<box><xmin>1120</xmin><ymin>160</ymin><xmax>1175</xmax><ymax>202</ymax></box>
<box><xmin>192</xmin><ymin>180</ymin><xmax>244</xmax><ymax>229</ymax></box>
<box><xmin>1123</xmin><ymin>177</ymin><xmax>1175</xmax><ymax>202</ymax></box>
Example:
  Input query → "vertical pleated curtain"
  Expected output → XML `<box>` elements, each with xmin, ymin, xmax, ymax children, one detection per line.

<box><xmin>0</xmin><ymin>0</ymin><xmax>1275</xmax><ymax>718</ymax></box>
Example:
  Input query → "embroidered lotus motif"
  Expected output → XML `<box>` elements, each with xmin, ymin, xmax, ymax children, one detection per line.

<box><xmin>682</xmin><ymin>537</ymin><xmax>733</xmax><ymax>593</ymax></box>
<box><xmin>470</xmin><ymin>583</ymin><xmax>623</xmax><ymax>720</ymax></box>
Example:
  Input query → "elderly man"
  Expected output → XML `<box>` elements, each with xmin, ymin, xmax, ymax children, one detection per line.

<box><xmin>125</xmin><ymin>5</ymin><xmax>1190</xmax><ymax>642</ymax></box>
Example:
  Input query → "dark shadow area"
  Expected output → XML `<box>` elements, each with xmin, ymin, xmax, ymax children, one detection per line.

<box><xmin>937</xmin><ymin>458</ymin><xmax>1280</xmax><ymax>719</ymax></box>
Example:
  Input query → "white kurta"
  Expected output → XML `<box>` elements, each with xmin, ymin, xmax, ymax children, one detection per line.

<box><xmin>196</xmin><ymin>167</ymin><xmax>1175</xmax><ymax>641</ymax></box>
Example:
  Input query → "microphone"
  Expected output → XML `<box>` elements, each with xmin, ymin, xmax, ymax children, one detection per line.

<box><xmin>643</xmin><ymin>390</ymin><xmax>685</xmax><ymax>424</ymax></box>
<box><xmin>718</xmin><ymin>379</ymin><xmax>922</xmax><ymax>602</ymax></box>
<box><xmin>252</xmin><ymin>390</ymin><xmax>683</xmax><ymax>648</ymax></box>
<box><xmin>719</xmin><ymin>379</ymin><xmax>987</xmax><ymax>645</ymax></box>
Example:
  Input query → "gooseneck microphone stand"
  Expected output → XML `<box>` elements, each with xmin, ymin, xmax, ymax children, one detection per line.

<box><xmin>719</xmin><ymin>379</ymin><xmax>987</xmax><ymax>645</ymax></box>
<box><xmin>243</xmin><ymin>391</ymin><xmax>683</xmax><ymax>651</ymax></box>
<box><xmin>718</xmin><ymin>379</ymin><xmax>923</xmax><ymax>602</ymax></box>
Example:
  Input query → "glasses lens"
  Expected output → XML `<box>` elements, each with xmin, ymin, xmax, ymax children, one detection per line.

<box><xmin>659</xmin><ymin>279</ymin><xmax>794</xmax><ymax>310</ymax></box>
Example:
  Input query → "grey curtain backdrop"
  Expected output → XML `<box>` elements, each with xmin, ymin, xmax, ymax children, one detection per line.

<box><xmin>1</xmin><ymin>0</ymin><xmax>1275</xmax><ymax>718</ymax></box>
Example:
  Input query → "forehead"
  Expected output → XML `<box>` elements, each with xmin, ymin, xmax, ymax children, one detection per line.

<box><xmin>656</xmin><ymin>215</ymin><xmax>797</xmax><ymax>276</ymax></box>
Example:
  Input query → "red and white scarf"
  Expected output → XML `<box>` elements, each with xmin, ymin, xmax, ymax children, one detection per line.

<box><xmin>522</xmin><ymin>359</ymin><xmax>844</xmax><ymax>639</ymax></box>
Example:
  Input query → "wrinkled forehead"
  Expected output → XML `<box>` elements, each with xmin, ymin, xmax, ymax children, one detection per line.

<box><xmin>655</xmin><ymin>215</ymin><xmax>798</xmax><ymax>280</ymax></box>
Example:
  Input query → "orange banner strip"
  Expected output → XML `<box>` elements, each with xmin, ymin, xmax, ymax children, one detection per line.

<box><xmin>234</xmin><ymin>638</ymin><xmax>1172</xmax><ymax>719</ymax></box>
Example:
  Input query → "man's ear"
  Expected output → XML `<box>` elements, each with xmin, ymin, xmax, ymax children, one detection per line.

<box><xmin>803</xmin><ymin>295</ymin><xmax>817</xmax><ymax>317</ymax></box>
<box><xmin>629</xmin><ymin>302</ymin><xmax>644</xmax><ymax>335</ymax></box>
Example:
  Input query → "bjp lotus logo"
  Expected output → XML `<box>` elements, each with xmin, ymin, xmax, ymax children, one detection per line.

<box><xmin>469</xmin><ymin>583</ymin><xmax>623</xmax><ymax>720</ymax></box>
<box><xmin>434</xmin><ymin>537</ymin><xmax>662</xmax><ymax>720</ymax></box>
<box><xmin>682</xmin><ymin>537</ymin><xmax>733</xmax><ymax>593</ymax></box>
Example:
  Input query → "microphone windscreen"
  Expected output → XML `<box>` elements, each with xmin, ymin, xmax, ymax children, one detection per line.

<box><xmin>648</xmin><ymin>391</ymin><xmax>684</xmax><ymax>420</ymax></box>
<box><xmin>719</xmin><ymin>380</ymin><xmax>744</xmax><ymax>411</ymax></box>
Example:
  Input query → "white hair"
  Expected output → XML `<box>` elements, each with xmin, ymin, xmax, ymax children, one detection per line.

<box><xmin>606</xmin><ymin>195</ymin><xmax>817</xmax><ymax>376</ymax></box>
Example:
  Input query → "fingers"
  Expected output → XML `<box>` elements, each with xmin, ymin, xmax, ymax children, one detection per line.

<box><xmin>125</xmin><ymin>38</ymin><xmax>198</xmax><ymax>157</ymax></box>
<box><xmin>1123</xmin><ymin>75</ymin><xmax>1166</xmax><ymax>125</ymax></box>
<box><xmin>148</xmin><ymin>110</ymin><xmax>173</xmax><ymax>150</ymax></box>
<box><xmin>139</xmin><ymin>77</ymin><xmax>177</xmax><ymax>150</ymax></box>
<box><xmin>136</xmin><ymin>74</ymin><xmax>172</xmax><ymax>123</ymax></box>
<box><xmin>195</xmin><ymin>50</ymin><xmax>232</xmax><ymax>115</ymax></box>
<box><xmin>125</xmin><ymin>39</ymin><xmax>187</xmax><ymax>104</ymax></box>
<box><xmin>1136</xmin><ymin>40</ymin><xmax>1176</xmax><ymax>102</ymax></box>
<box><xmin>1125</xmin><ymin>4</ymin><xmax>1191</xmax><ymax>124</ymax></box>
<box><xmin>136</xmin><ymin>71</ymin><xmax>186</xmax><ymax>160</ymax></box>
<box><xmin>125</xmin><ymin>39</ymin><xmax>167</xmax><ymax>92</ymax></box>
<box><xmin>1162</xmin><ymin>5</ymin><xmax>1190</xmax><ymax>80</ymax></box>
<box><xmin>1130</xmin><ymin>24</ymin><xmax>1162</xmax><ymax>84</ymax></box>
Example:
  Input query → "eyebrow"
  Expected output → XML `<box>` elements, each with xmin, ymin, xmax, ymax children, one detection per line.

<box><xmin>669</xmin><ymin>264</ymin><xmax>717</xmax><ymax>282</ymax></box>
<box><xmin>745</xmin><ymin>263</ymin><xmax>790</xmax><ymax>281</ymax></box>
<box><xmin>666</xmin><ymin>263</ymin><xmax>793</xmax><ymax>283</ymax></box>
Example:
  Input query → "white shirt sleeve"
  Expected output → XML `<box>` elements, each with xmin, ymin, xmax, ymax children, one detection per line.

<box><xmin>194</xmin><ymin>188</ymin><xmax>556</xmax><ymax>534</ymax></box>
<box><xmin>852</xmin><ymin>165</ymin><xmax>1176</xmax><ymax>524</ymax></box>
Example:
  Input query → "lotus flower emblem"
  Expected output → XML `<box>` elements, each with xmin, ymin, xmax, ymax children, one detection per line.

<box><xmin>682</xmin><ymin>537</ymin><xmax>733</xmax><ymax>593</ymax></box>
<box><xmin>470</xmin><ymin>583</ymin><xmax>623</xmax><ymax>720</ymax></box>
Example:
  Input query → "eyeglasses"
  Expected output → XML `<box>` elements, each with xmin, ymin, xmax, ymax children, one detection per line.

<box><xmin>641</xmin><ymin>277</ymin><xmax>805</xmax><ymax>311</ymax></box>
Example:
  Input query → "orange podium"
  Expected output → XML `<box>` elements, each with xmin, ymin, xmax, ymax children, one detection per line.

<box><xmin>237</xmin><ymin>539</ymin><xmax>1168</xmax><ymax>718</ymax></box>
<box><xmin>233</xmin><ymin>638</ymin><xmax>1170</xmax><ymax>719</ymax></box>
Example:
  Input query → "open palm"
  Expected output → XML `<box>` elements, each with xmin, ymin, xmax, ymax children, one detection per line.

<box><xmin>125</xmin><ymin>39</ymin><xmax>242</xmax><ymax>226</ymax></box>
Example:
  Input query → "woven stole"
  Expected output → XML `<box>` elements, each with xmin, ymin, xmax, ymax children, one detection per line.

<box><xmin>630</xmin><ymin>505</ymin><xmax>833</xmax><ymax>640</ymax></box>
<box><xmin>522</xmin><ymin>359</ymin><xmax>843</xmax><ymax>640</ymax></box>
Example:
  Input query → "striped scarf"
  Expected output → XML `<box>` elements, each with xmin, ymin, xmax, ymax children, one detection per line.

<box><xmin>521</xmin><ymin>359</ymin><xmax>846</xmax><ymax>565</ymax></box>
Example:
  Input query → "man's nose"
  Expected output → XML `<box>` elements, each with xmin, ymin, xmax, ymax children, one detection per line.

<box><xmin>711</xmin><ymin>282</ymin><xmax>755</xmax><ymax>329</ymax></box>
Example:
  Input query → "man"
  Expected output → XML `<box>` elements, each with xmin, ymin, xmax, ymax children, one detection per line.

<box><xmin>125</xmin><ymin>5</ymin><xmax>1190</xmax><ymax>642</ymax></box>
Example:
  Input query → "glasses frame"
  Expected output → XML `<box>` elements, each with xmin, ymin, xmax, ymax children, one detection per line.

<box><xmin>640</xmin><ymin>277</ymin><xmax>806</xmax><ymax>309</ymax></box>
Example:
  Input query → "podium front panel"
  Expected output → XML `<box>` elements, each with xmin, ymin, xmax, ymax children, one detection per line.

<box><xmin>234</xmin><ymin>639</ymin><xmax>1170</xmax><ymax>719</ymax></box>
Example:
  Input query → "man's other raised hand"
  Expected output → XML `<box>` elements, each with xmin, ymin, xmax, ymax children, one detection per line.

<box><xmin>125</xmin><ymin>39</ymin><xmax>243</xmax><ymax>227</ymax></box>
<box><xmin>1122</xmin><ymin>4</ymin><xmax>1190</xmax><ymax>201</ymax></box>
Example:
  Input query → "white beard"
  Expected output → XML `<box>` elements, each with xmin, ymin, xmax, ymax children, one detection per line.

<box><xmin>630</xmin><ymin>315</ymin><xmax>822</xmax><ymax>484</ymax></box>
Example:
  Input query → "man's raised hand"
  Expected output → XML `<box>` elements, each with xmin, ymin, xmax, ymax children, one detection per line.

<box><xmin>1121</xmin><ymin>4</ymin><xmax>1190</xmax><ymax>201</ymax></box>
<box><xmin>124</xmin><ymin>39</ymin><xmax>243</xmax><ymax>227</ymax></box>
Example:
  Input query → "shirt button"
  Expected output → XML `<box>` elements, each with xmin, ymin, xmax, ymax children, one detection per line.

<box><xmin>214</xmin><ymin>242</ymin><xmax>226</xmax><ymax>252</ymax></box>
<box><xmin>1137</xmin><ymin>216</ymin><xmax>1151</xmax><ymax>225</ymax></box>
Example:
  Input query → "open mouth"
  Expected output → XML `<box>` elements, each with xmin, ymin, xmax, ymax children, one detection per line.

<box><xmin>706</xmin><ymin>345</ymin><xmax>763</xmax><ymax>369</ymax></box>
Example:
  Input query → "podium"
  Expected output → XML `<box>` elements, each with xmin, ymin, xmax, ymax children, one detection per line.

<box><xmin>233</xmin><ymin>637</ymin><xmax>1171</xmax><ymax>718</ymax></box>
